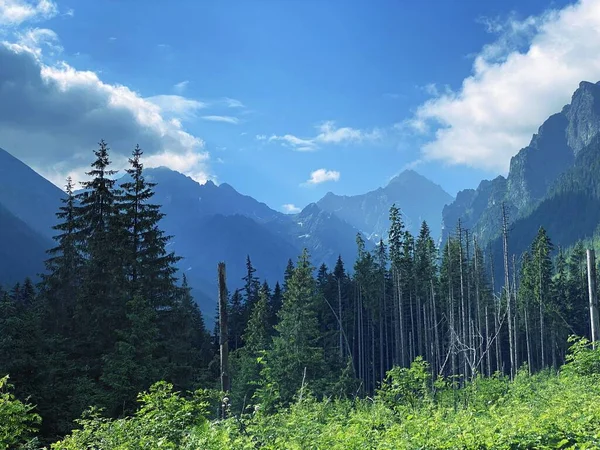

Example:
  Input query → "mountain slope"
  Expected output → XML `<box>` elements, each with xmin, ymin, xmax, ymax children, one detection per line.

<box><xmin>317</xmin><ymin>169</ymin><xmax>453</xmax><ymax>242</ymax></box>
<box><xmin>442</xmin><ymin>81</ymin><xmax>600</xmax><ymax>245</ymax></box>
<box><xmin>0</xmin><ymin>148</ymin><xmax>64</xmax><ymax>240</ymax></box>
<box><xmin>0</xmin><ymin>204</ymin><xmax>51</xmax><ymax>285</ymax></box>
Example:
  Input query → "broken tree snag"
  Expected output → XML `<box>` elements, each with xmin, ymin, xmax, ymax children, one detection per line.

<box><xmin>587</xmin><ymin>249</ymin><xmax>599</xmax><ymax>348</ymax></box>
<box><xmin>218</xmin><ymin>262</ymin><xmax>230</xmax><ymax>395</ymax></box>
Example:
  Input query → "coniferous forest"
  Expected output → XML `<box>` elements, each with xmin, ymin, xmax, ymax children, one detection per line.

<box><xmin>3</xmin><ymin>142</ymin><xmax>600</xmax><ymax>449</ymax></box>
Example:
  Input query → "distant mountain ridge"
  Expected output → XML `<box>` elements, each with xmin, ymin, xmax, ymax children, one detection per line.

<box><xmin>317</xmin><ymin>169</ymin><xmax>453</xmax><ymax>242</ymax></box>
<box><xmin>0</xmin><ymin>148</ymin><xmax>452</xmax><ymax>319</ymax></box>
<box><xmin>139</xmin><ymin>167</ymin><xmax>364</xmax><ymax>317</ymax></box>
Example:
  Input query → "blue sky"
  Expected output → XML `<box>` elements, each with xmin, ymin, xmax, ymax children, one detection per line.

<box><xmin>1</xmin><ymin>0</ymin><xmax>598</xmax><ymax>213</ymax></box>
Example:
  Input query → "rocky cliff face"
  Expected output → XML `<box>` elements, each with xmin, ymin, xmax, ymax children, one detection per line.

<box><xmin>442</xmin><ymin>81</ymin><xmax>600</xmax><ymax>244</ymax></box>
<box><xmin>565</xmin><ymin>81</ymin><xmax>600</xmax><ymax>156</ymax></box>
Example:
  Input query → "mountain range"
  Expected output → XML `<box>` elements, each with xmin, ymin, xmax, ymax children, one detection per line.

<box><xmin>317</xmin><ymin>169</ymin><xmax>452</xmax><ymax>242</ymax></box>
<box><xmin>6</xmin><ymin>79</ymin><xmax>600</xmax><ymax>318</ymax></box>
<box><xmin>0</xmin><ymin>149</ymin><xmax>451</xmax><ymax>319</ymax></box>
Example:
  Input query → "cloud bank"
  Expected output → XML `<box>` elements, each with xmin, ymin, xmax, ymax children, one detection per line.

<box><xmin>412</xmin><ymin>0</ymin><xmax>600</xmax><ymax>173</ymax></box>
<box><xmin>0</xmin><ymin>3</ymin><xmax>216</xmax><ymax>187</ymax></box>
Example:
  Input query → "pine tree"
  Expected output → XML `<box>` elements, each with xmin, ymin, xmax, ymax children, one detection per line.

<box><xmin>388</xmin><ymin>204</ymin><xmax>405</xmax><ymax>366</ymax></box>
<box><xmin>268</xmin><ymin>282</ymin><xmax>283</xmax><ymax>330</ymax></box>
<box><xmin>260</xmin><ymin>249</ymin><xmax>326</xmax><ymax>406</ymax></box>
<box><xmin>232</xmin><ymin>285</ymin><xmax>273</xmax><ymax>411</ymax></box>
<box><xmin>532</xmin><ymin>227</ymin><xmax>554</xmax><ymax>369</ymax></box>
<box><xmin>283</xmin><ymin>258</ymin><xmax>295</xmax><ymax>291</ymax></box>
<box><xmin>100</xmin><ymin>293</ymin><xmax>160</xmax><ymax>417</ymax></box>
<box><xmin>71</xmin><ymin>140</ymin><xmax>127</xmax><ymax>381</ymax></box>
<box><xmin>242</xmin><ymin>256</ymin><xmax>261</xmax><ymax>323</ymax></box>
<box><xmin>120</xmin><ymin>145</ymin><xmax>181</xmax><ymax>309</ymax></box>
<box><xmin>41</xmin><ymin>177</ymin><xmax>82</xmax><ymax>335</ymax></box>
<box><xmin>228</xmin><ymin>289</ymin><xmax>244</xmax><ymax>351</ymax></box>
<box><xmin>158</xmin><ymin>274</ymin><xmax>212</xmax><ymax>391</ymax></box>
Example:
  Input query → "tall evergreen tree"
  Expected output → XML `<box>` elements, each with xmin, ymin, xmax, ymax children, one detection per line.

<box><xmin>260</xmin><ymin>249</ymin><xmax>326</xmax><ymax>406</ymax></box>
<box><xmin>242</xmin><ymin>256</ymin><xmax>261</xmax><ymax>323</ymax></box>
<box><xmin>232</xmin><ymin>285</ymin><xmax>273</xmax><ymax>411</ymax></box>
<box><xmin>71</xmin><ymin>140</ymin><xmax>127</xmax><ymax>402</ymax></box>
<box><xmin>268</xmin><ymin>282</ymin><xmax>283</xmax><ymax>330</ymax></box>
<box><xmin>120</xmin><ymin>145</ymin><xmax>181</xmax><ymax>309</ymax></box>
<box><xmin>41</xmin><ymin>177</ymin><xmax>82</xmax><ymax>334</ymax></box>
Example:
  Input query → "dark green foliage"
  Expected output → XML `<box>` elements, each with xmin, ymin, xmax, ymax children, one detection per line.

<box><xmin>258</xmin><ymin>249</ymin><xmax>329</xmax><ymax>408</ymax></box>
<box><xmin>0</xmin><ymin>141</ymin><xmax>214</xmax><ymax>442</ymax></box>
<box><xmin>230</xmin><ymin>285</ymin><xmax>272</xmax><ymax>411</ymax></box>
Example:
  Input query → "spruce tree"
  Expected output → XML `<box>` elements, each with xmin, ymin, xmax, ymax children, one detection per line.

<box><xmin>71</xmin><ymin>140</ymin><xmax>127</xmax><ymax>383</ymax></box>
<box><xmin>231</xmin><ymin>285</ymin><xmax>272</xmax><ymax>411</ymax></box>
<box><xmin>120</xmin><ymin>145</ymin><xmax>181</xmax><ymax>309</ymax></box>
<box><xmin>260</xmin><ymin>249</ymin><xmax>326</xmax><ymax>406</ymax></box>
<box><xmin>41</xmin><ymin>177</ymin><xmax>82</xmax><ymax>335</ymax></box>
<box><xmin>160</xmin><ymin>274</ymin><xmax>213</xmax><ymax>390</ymax></box>
<box><xmin>228</xmin><ymin>289</ymin><xmax>244</xmax><ymax>351</ymax></box>
<box><xmin>268</xmin><ymin>282</ymin><xmax>283</xmax><ymax>330</ymax></box>
<box><xmin>242</xmin><ymin>256</ymin><xmax>261</xmax><ymax>318</ymax></box>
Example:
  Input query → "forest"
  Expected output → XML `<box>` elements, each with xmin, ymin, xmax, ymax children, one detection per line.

<box><xmin>2</xmin><ymin>141</ymin><xmax>600</xmax><ymax>448</ymax></box>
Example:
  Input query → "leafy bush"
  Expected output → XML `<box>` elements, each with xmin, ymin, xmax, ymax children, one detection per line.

<box><xmin>0</xmin><ymin>375</ymin><xmax>40</xmax><ymax>450</ymax></box>
<box><xmin>41</xmin><ymin>337</ymin><xmax>600</xmax><ymax>449</ymax></box>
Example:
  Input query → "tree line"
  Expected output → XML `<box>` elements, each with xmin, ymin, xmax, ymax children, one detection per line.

<box><xmin>1</xmin><ymin>140</ymin><xmax>599</xmax><ymax>443</ymax></box>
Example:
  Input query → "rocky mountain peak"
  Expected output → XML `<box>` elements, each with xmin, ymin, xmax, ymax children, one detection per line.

<box><xmin>565</xmin><ymin>80</ymin><xmax>600</xmax><ymax>155</ymax></box>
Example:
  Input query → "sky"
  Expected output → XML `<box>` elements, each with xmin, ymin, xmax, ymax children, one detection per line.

<box><xmin>1</xmin><ymin>0</ymin><xmax>599</xmax><ymax>214</ymax></box>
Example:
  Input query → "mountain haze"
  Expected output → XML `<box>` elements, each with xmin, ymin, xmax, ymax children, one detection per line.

<box><xmin>317</xmin><ymin>169</ymin><xmax>453</xmax><ymax>242</ymax></box>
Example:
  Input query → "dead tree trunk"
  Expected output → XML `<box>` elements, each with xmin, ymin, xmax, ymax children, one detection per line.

<box><xmin>587</xmin><ymin>249</ymin><xmax>600</xmax><ymax>348</ymax></box>
<box><xmin>502</xmin><ymin>203</ymin><xmax>514</xmax><ymax>378</ymax></box>
<box><xmin>512</xmin><ymin>254</ymin><xmax>519</xmax><ymax>370</ymax></box>
<box><xmin>338</xmin><ymin>277</ymin><xmax>344</xmax><ymax>359</ymax></box>
<box><xmin>458</xmin><ymin>222</ymin><xmax>467</xmax><ymax>379</ymax></box>
<box><xmin>218</xmin><ymin>262</ymin><xmax>230</xmax><ymax>403</ymax></box>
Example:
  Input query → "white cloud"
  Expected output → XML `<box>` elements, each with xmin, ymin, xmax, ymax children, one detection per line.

<box><xmin>222</xmin><ymin>97</ymin><xmax>244</xmax><ymax>108</ymax></box>
<box><xmin>173</xmin><ymin>80</ymin><xmax>188</xmax><ymax>93</ymax></box>
<box><xmin>0</xmin><ymin>0</ymin><xmax>57</xmax><ymax>26</ymax></box>
<box><xmin>269</xmin><ymin>133</ymin><xmax>317</xmax><ymax>151</ymax></box>
<box><xmin>201</xmin><ymin>115</ymin><xmax>240</xmax><ymax>124</ymax></box>
<box><xmin>144</xmin><ymin>150</ymin><xmax>211</xmax><ymax>184</ymax></box>
<box><xmin>255</xmin><ymin>134</ymin><xmax>267</xmax><ymax>140</ymax></box>
<box><xmin>412</xmin><ymin>0</ymin><xmax>600</xmax><ymax>173</ymax></box>
<box><xmin>268</xmin><ymin>121</ymin><xmax>382</xmax><ymax>152</ymax></box>
<box><xmin>282</xmin><ymin>203</ymin><xmax>301</xmax><ymax>214</ymax></box>
<box><xmin>13</xmin><ymin>26</ymin><xmax>61</xmax><ymax>55</ymax></box>
<box><xmin>0</xmin><ymin>41</ymin><xmax>212</xmax><ymax>188</ymax></box>
<box><xmin>304</xmin><ymin>169</ymin><xmax>340</xmax><ymax>185</ymax></box>
<box><xmin>146</xmin><ymin>95</ymin><xmax>207</xmax><ymax>119</ymax></box>
<box><xmin>422</xmin><ymin>83</ymin><xmax>439</xmax><ymax>96</ymax></box>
